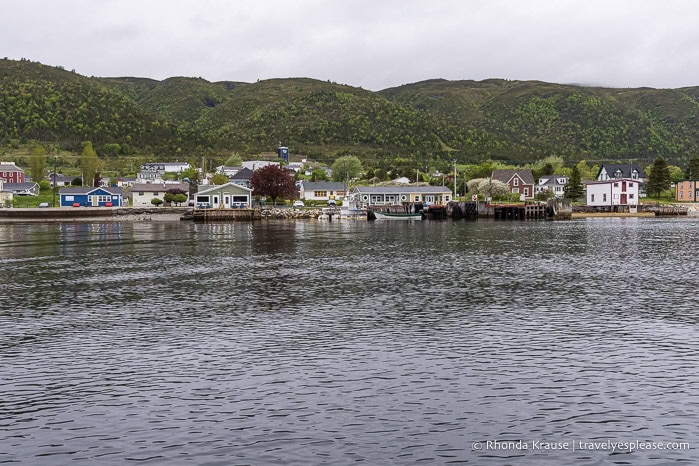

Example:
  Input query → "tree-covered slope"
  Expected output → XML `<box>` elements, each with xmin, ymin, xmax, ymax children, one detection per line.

<box><xmin>3</xmin><ymin>58</ymin><xmax>699</xmax><ymax>168</ymax></box>
<box><xmin>0</xmin><ymin>59</ymin><xmax>199</xmax><ymax>154</ymax></box>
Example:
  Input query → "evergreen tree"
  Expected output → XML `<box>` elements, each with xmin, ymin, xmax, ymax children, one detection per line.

<box><xmin>647</xmin><ymin>156</ymin><xmax>671</xmax><ymax>197</ymax></box>
<box><xmin>564</xmin><ymin>166</ymin><xmax>584</xmax><ymax>200</ymax></box>
<box><xmin>685</xmin><ymin>157</ymin><xmax>699</xmax><ymax>180</ymax></box>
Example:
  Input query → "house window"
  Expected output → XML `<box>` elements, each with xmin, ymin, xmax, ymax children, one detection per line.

<box><xmin>314</xmin><ymin>191</ymin><xmax>327</xmax><ymax>197</ymax></box>
<box><xmin>591</xmin><ymin>194</ymin><xmax>595</xmax><ymax>202</ymax></box>
<box><xmin>513</xmin><ymin>178</ymin><xmax>519</xmax><ymax>186</ymax></box>
<box><xmin>632</xmin><ymin>171</ymin><xmax>639</xmax><ymax>180</ymax></box>
<box><xmin>512</xmin><ymin>188</ymin><xmax>519</xmax><ymax>194</ymax></box>
<box><xmin>524</xmin><ymin>188</ymin><xmax>529</xmax><ymax>197</ymax></box>
<box><xmin>415</xmin><ymin>195</ymin><xmax>421</xmax><ymax>202</ymax></box>
<box><xmin>630</xmin><ymin>194</ymin><xmax>635</xmax><ymax>199</ymax></box>
<box><xmin>65</xmin><ymin>195</ymin><xmax>74</xmax><ymax>201</ymax></box>
<box><xmin>97</xmin><ymin>195</ymin><xmax>111</xmax><ymax>203</ymax></box>
<box><xmin>614</xmin><ymin>183</ymin><xmax>619</xmax><ymax>188</ymax></box>
<box><xmin>138</xmin><ymin>192</ymin><xmax>144</xmax><ymax>196</ymax></box>
<box><xmin>603</xmin><ymin>193</ymin><xmax>607</xmax><ymax>202</ymax></box>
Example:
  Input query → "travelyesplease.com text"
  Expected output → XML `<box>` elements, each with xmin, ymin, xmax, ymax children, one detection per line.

<box><xmin>472</xmin><ymin>439</ymin><xmax>690</xmax><ymax>453</ymax></box>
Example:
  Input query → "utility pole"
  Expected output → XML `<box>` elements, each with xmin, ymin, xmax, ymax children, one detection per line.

<box><xmin>52</xmin><ymin>155</ymin><xmax>57</xmax><ymax>207</ymax></box>
<box><xmin>453</xmin><ymin>159</ymin><xmax>457</xmax><ymax>201</ymax></box>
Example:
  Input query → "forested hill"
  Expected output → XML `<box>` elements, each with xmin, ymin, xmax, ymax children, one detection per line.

<box><xmin>2</xmin><ymin>58</ymin><xmax>699</xmax><ymax>168</ymax></box>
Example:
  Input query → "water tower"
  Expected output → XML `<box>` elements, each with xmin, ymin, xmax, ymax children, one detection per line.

<box><xmin>277</xmin><ymin>144</ymin><xmax>289</xmax><ymax>163</ymax></box>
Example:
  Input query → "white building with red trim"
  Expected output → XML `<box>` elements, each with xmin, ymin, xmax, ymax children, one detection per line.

<box><xmin>586</xmin><ymin>178</ymin><xmax>640</xmax><ymax>210</ymax></box>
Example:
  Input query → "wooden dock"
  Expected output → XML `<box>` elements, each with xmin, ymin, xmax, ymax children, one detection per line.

<box><xmin>492</xmin><ymin>203</ymin><xmax>549</xmax><ymax>220</ymax></box>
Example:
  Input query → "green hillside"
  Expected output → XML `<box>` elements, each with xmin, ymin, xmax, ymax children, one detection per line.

<box><xmin>2</xmin><ymin>58</ymin><xmax>699</xmax><ymax>172</ymax></box>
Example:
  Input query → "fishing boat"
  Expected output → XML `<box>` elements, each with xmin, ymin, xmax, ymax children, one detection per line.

<box><xmin>373</xmin><ymin>211</ymin><xmax>424</xmax><ymax>221</ymax></box>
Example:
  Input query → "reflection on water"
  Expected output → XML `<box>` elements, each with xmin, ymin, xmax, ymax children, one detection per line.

<box><xmin>0</xmin><ymin>218</ymin><xmax>697</xmax><ymax>465</ymax></box>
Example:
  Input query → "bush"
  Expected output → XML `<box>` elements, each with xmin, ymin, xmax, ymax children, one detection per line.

<box><xmin>39</xmin><ymin>180</ymin><xmax>51</xmax><ymax>192</ymax></box>
<box><xmin>151</xmin><ymin>197</ymin><xmax>163</xmax><ymax>206</ymax></box>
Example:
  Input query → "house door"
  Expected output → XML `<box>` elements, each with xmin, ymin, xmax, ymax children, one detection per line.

<box><xmin>213</xmin><ymin>195</ymin><xmax>219</xmax><ymax>207</ymax></box>
<box><xmin>425</xmin><ymin>195</ymin><xmax>435</xmax><ymax>204</ymax></box>
<box><xmin>224</xmin><ymin>195</ymin><xmax>230</xmax><ymax>208</ymax></box>
<box><xmin>620</xmin><ymin>194</ymin><xmax>627</xmax><ymax>204</ymax></box>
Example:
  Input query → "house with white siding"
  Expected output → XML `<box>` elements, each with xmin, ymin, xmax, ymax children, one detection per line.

<box><xmin>586</xmin><ymin>178</ymin><xmax>640</xmax><ymax>211</ymax></box>
<box><xmin>299</xmin><ymin>181</ymin><xmax>346</xmax><ymax>202</ymax></box>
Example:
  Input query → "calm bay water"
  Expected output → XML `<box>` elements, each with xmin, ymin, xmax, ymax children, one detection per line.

<box><xmin>0</xmin><ymin>218</ymin><xmax>698</xmax><ymax>465</ymax></box>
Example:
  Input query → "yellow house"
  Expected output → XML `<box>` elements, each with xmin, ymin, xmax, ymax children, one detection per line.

<box><xmin>0</xmin><ymin>180</ymin><xmax>13</xmax><ymax>207</ymax></box>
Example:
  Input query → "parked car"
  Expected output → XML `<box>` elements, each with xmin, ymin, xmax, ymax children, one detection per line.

<box><xmin>292</xmin><ymin>200</ymin><xmax>304</xmax><ymax>208</ymax></box>
<box><xmin>327</xmin><ymin>199</ymin><xmax>337</xmax><ymax>206</ymax></box>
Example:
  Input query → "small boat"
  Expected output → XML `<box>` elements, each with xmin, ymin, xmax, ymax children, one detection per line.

<box><xmin>373</xmin><ymin>211</ymin><xmax>424</xmax><ymax>221</ymax></box>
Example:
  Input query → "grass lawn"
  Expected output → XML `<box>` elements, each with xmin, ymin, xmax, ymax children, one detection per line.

<box><xmin>11</xmin><ymin>189</ymin><xmax>59</xmax><ymax>208</ymax></box>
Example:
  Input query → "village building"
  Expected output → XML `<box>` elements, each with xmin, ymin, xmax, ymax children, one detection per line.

<box><xmin>596</xmin><ymin>164</ymin><xmax>645</xmax><ymax>182</ymax></box>
<box><xmin>675</xmin><ymin>180</ymin><xmax>699</xmax><ymax>202</ymax></box>
<box><xmin>194</xmin><ymin>183</ymin><xmax>253</xmax><ymax>209</ymax></box>
<box><xmin>58</xmin><ymin>186</ymin><xmax>125</xmax><ymax>207</ymax></box>
<box><xmin>491</xmin><ymin>169</ymin><xmax>535</xmax><ymax>199</ymax></box>
<box><xmin>535</xmin><ymin>175</ymin><xmax>568</xmax><ymax>198</ymax></box>
<box><xmin>242</xmin><ymin>160</ymin><xmax>280</xmax><ymax>171</ymax></box>
<box><xmin>0</xmin><ymin>162</ymin><xmax>25</xmax><ymax>184</ymax></box>
<box><xmin>131</xmin><ymin>182</ymin><xmax>189</xmax><ymax>207</ymax></box>
<box><xmin>299</xmin><ymin>181</ymin><xmax>346</xmax><ymax>202</ymax></box>
<box><xmin>351</xmin><ymin>185</ymin><xmax>452</xmax><ymax>206</ymax></box>
<box><xmin>585</xmin><ymin>178</ymin><xmax>639</xmax><ymax>211</ymax></box>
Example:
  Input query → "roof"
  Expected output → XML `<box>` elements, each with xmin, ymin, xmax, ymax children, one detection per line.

<box><xmin>597</xmin><ymin>164</ymin><xmax>645</xmax><ymax>179</ymax></box>
<box><xmin>352</xmin><ymin>185</ymin><xmax>452</xmax><ymax>194</ymax></box>
<box><xmin>131</xmin><ymin>182</ymin><xmax>189</xmax><ymax>192</ymax></box>
<box><xmin>538</xmin><ymin>175</ymin><xmax>568</xmax><ymax>186</ymax></box>
<box><xmin>1</xmin><ymin>182</ymin><xmax>38</xmax><ymax>192</ymax></box>
<box><xmin>59</xmin><ymin>186</ymin><xmax>124</xmax><ymax>195</ymax></box>
<box><xmin>491</xmin><ymin>169</ymin><xmax>535</xmax><ymax>185</ymax></box>
<box><xmin>197</xmin><ymin>182</ymin><xmax>253</xmax><ymax>195</ymax></box>
<box><xmin>230</xmin><ymin>167</ymin><xmax>253</xmax><ymax>180</ymax></box>
<box><xmin>0</xmin><ymin>163</ymin><xmax>23</xmax><ymax>172</ymax></box>
<box><xmin>302</xmin><ymin>181</ymin><xmax>346</xmax><ymax>191</ymax></box>
<box><xmin>49</xmin><ymin>173</ymin><xmax>74</xmax><ymax>181</ymax></box>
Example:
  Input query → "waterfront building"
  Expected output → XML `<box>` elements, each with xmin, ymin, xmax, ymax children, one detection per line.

<box><xmin>585</xmin><ymin>178</ymin><xmax>639</xmax><ymax>211</ymax></box>
<box><xmin>491</xmin><ymin>169</ymin><xmax>535</xmax><ymax>200</ymax></box>
<box><xmin>299</xmin><ymin>181</ymin><xmax>346</xmax><ymax>202</ymax></box>
<box><xmin>350</xmin><ymin>186</ymin><xmax>452</xmax><ymax>206</ymax></box>
<box><xmin>59</xmin><ymin>186</ymin><xmax>124</xmax><ymax>207</ymax></box>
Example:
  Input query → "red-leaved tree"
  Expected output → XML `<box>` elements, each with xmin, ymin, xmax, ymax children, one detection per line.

<box><xmin>250</xmin><ymin>165</ymin><xmax>296</xmax><ymax>205</ymax></box>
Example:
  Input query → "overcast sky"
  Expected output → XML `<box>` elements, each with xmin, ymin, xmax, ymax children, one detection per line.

<box><xmin>4</xmin><ymin>0</ymin><xmax>699</xmax><ymax>90</ymax></box>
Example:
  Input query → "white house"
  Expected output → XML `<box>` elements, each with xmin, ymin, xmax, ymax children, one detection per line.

<box><xmin>242</xmin><ymin>160</ymin><xmax>280</xmax><ymax>171</ymax></box>
<box><xmin>536</xmin><ymin>175</ymin><xmax>568</xmax><ymax>198</ymax></box>
<box><xmin>597</xmin><ymin>164</ymin><xmax>645</xmax><ymax>182</ymax></box>
<box><xmin>141</xmin><ymin>162</ymin><xmax>191</xmax><ymax>173</ymax></box>
<box><xmin>299</xmin><ymin>181</ymin><xmax>346</xmax><ymax>202</ymax></box>
<box><xmin>194</xmin><ymin>183</ymin><xmax>253</xmax><ymax>208</ymax></box>
<box><xmin>586</xmin><ymin>178</ymin><xmax>639</xmax><ymax>210</ymax></box>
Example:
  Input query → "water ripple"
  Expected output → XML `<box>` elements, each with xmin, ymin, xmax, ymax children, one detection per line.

<box><xmin>0</xmin><ymin>219</ymin><xmax>697</xmax><ymax>464</ymax></box>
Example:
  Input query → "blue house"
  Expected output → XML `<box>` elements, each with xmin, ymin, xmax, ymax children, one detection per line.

<box><xmin>59</xmin><ymin>186</ymin><xmax>125</xmax><ymax>207</ymax></box>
